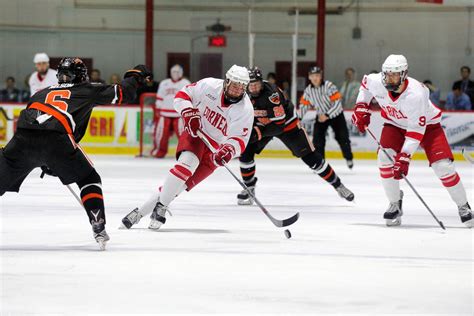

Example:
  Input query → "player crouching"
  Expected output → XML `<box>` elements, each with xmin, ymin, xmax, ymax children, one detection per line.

<box><xmin>0</xmin><ymin>58</ymin><xmax>152</xmax><ymax>249</ymax></box>
<box><xmin>352</xmin><ymin>54</ymin><xmax>472</xmax><ymax>227</ymax></box>
<box><xmin>122</xmin><ymin>65</ymin><xmax>254</xmax><ymax>230</ymax></box>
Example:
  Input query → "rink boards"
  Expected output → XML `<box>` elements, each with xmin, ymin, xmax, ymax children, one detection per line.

<box><xmin>1</xmin><ymin>103</ymin><xmax>473</xmax><ymax>159</ymax></box>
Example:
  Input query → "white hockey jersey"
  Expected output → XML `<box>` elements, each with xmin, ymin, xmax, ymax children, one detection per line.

<box><xmin>29</xmin><ymin>68</ymin><xmax>58</xmax><ymax>96</ymax></box>
<box><xmin>356</xmin><ymin>73</ymin><xmax>442</xmax><ymax>155</ymax></box>
<box><xmin>155</xmin><ymin>78</ymin><xmax>190</xmax><ymax>118</ymax></box>
<box><xmin>174</xmin><ymin>77</ymin><xmax>254</xmax><ymax>157</ymax></box>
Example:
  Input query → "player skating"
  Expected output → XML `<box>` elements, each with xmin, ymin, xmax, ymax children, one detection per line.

<box><xmin>352</xmin><ymin>54</ymin><xmax>472</xmax><ymax>227</ymax></box>
<box><xmin>237</xmin><ymin>67</ymin><xmax>354</xmax><ymax>205</ymax></box>
<box><xmin>0</xmin><ymin>58</ymin><xmax>152</xmax><ymax>249</ymax></box>
<box><xmin>122</xmin><ymin>65</ymin><xmax>253</xmax><ymax>229</ymax></box>
<box><xmin>151</xmin><ymin>64</ymin><xmax>190</xmax><ymax>158</ymax></box>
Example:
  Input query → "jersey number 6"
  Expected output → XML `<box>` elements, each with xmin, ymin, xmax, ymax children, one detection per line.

<box><xmin>45</xmin><ymin>90</ymin><xmax>71</xmax><ymax>111</ymax></box>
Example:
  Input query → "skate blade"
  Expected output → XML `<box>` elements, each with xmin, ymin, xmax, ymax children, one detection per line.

<box><xmin>386</xmin><ymin>218</ymin><xmax>402</xmax><ymax>227</ymax></box>
<box><xmin>96</xmin><ymin>239</ymin><xmax>108</xmax><ymax>251</ymax></box>
<box><xmin>118</xmin><ymin>223</ymin><xmax>129</xmax><ymax>230</ymax></box>
<box><xmin>148</xmin><ymin>221</ymin><xmax>163</xmax><ymax>230</ymax></box>
<box><xmin>238</xmin><ymin>199</ymin><xmax>254</xmax><ymax>206</ymax></box>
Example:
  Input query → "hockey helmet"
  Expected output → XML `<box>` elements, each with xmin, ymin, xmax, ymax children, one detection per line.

<box><xmin>223</xmin><ymin>65</ymin><xmax>250</xmax><ymax>103</ymax></box>
<box><xmin>382</xmin><ymin>54</ymin><xmax>408</xmax><ymax>92</ymax></box>
<box><xmin>57</xmin><ymin>57</ymin><xmax>88</xmax><ymax>84</ymax></box>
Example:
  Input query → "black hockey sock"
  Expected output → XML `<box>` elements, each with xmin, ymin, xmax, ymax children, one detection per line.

<box><xmin>301</xmin><ymin>153</ymin><xmax>341</xmax><ymax>188</ymax></box>
<box><xmin>77</xmin><ymin>169</ymin><xmax>105</xmax><ymax>225</ymax></box>
<box><xmin>240</xmin><ymin>160</ymin><xmax>256</xmax><ymax>184</ymax></box>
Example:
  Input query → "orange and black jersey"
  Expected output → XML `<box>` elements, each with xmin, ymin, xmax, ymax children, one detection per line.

<box><xmin>249</xmin><ymin>81</ymin><xmax>298</xmax><ymax>143</ymax></box>
<box><xmin>17</xmin><ymin>77</ymin><xmax>139</xmax><ymax>142</ymax></box>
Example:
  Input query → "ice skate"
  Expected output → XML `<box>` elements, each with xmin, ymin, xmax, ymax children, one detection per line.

<box><xmin>347</xmin><ymin>160</ymin><xmax>354</xmax><ymax>170</ymax></box>
<box><xmin>92</xmin><ymin>221</ymin><xmax>110</xmax><ymax>251</ymax></box>
<box><xmin>121</xmin><ymin>207</ymin><xmax>143</xmax><ymax>229</ymax></box>
<box><xmin>237</xmin><ymin>178</ymin><xmax>257</xmax><ymax>205</ymax></box>
<box><xmin>335</xmin><ymin>183</ymin><xmax>355</xmax><ymax>202</ymax></box>
<box><xmin>384</xmin><ymin>190</ymin><xmax>404</xmax><ymax>226</ymax></box>
<box><xmin>149</xmin><ymin>202</ymin><xmax>171</xmax><ymax>230</ymax></box>
<box><xmin>458</xmin><ymin>202</ymin><xmax>473</xmax><ymax>228</ymax></box>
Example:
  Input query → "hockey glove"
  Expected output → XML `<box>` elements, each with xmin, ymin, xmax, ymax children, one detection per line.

<box><xmin>124</xmin><ymin>65</ymin><xmax>153</xmax><ymax>84</ymax></box>
<box><xmin>212</xmin><ymin>144</ymin><xmax>236</xmax><ymax>167</ymax></box>
<box><xmin>393</xmin><ymin>152</ymin><xmax>411</xmax><ymax>180</ymax></box>
<box><xmin>181</xmin><ymin>107</ymin><xmax>202</xmax><ymax>137</ymax></box>
<box><xmin>351</xmin><ymin>103</ymin><xmax>371</xmax><ymax>133</ymax></box>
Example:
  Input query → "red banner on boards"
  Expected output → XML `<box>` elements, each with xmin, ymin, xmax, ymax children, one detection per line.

<box><xmin>416</xmin><ymin>0</ymin><xmax>443</xmax><ymax>4</ymax></box>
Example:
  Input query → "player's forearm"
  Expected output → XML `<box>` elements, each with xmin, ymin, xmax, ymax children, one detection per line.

<box><xmin>174</xmin><ymin>98</ymin><xmax>193</xmax><ymax>114</ymax></box>
<box><xmin>401</xmin><ymin>137</ymin><xmax>421</xmax><ymax>156</ymax></box>
<box><xmin>119</xmin><ymin>77</ymin><xmax>140</xmax><ymax>103</ymax></box>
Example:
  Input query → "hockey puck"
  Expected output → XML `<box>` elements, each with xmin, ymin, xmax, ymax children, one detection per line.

<box><xmin>284</xmin><ymin>229</ymin><xmax>292</xmax><ymax>239</ymax></box>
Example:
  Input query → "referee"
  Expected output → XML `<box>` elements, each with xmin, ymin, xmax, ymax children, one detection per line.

<box><xmin>299</xmin><ymin>66</ymin><xmax>354</xmax><ymax>169</ymax></box>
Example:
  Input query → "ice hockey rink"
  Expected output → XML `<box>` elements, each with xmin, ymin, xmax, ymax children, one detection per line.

<box><xmin>0</xmin><ymin>156</ymin><xmax>472</xmax><ymax>315</ymax></box>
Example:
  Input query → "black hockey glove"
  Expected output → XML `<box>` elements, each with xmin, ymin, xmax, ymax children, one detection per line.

<box><xmin>40</xmin><ymin>166</ymin><xmax>57</xmax><ymax>178</ymax></box>
<box><xmin>124</xmin><ymin>65</ymin><xmax>153</xmax><ymax>85</ymax></box>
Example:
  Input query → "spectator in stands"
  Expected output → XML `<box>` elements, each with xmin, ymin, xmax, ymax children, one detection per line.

<box><xmin>340</xmin><ymin>67</ymin><xmax>360</xmax><ymax>109</ymax></box>
<box><xmin>445</xmin><ymin>82</ymin><xmax>472</xmax><ymax>110</ymax></box>
<box><xmin>281</xmin><ymin>79</ymin><xmax>291</xmax><ymax>100</ymax></box>
<box><xmin>133</xmin><ymin>73</ymin><xmax>159</xmax><ymax>104</ymax></box>
<box><xmin>267</xmin><ymin>72</ymin><xmax>277</xmax><ymax>86</ymax></box>
<box><xmin>20</xmin><ymin>75</ymin><xmax>31</xmax><ymax>102</ymax></box>
<box><xmin>109</xmin><ymin>73</ymin><xmax>121</xmax><ymax>85</ymax></box>
<box><xmin>0</xmin><ymin>77</ymin><xmax>20</xmax><ymax>102</ymax></box>
<box><xmin>453</xmin><ymin>66</ymin><xmax>474</xmax><ymax>106</ymax></box>
<box><xmin>423</xmin><ymin>80</ymin><xmax>440</xmax><ymax>106</ymax></box>
<box><xmin>90</xmin><ymin>69</ymin><xmax>105</xmax><ymax>84</ymax></box>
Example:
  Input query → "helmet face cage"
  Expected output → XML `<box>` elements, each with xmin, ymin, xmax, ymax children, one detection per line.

<box><xmin>57</xmin><ymin>57</ymin><xmax>88</xmax><ymax>84</ymax></box>
<box><xmin>247</xmin><ymin>67</ymin><xmax>263</xmax><ymax>97</ymax></box>
<box><xmin>223</xmin><ymin>79</ymin><xmax>247</xmax><ymax>103</ymax></box>
<box><xmin>382</xmin><ymin>69</ymin><xmax>407</xmax><ymax>92</ymax></box>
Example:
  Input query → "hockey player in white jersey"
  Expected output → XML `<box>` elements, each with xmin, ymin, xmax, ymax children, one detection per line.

<box><xmin>122</xmin><ymin>65</ymin><xmax>253</xmax><ymax>229</ymax></box>
<box><xmin>352</xmin><ymin>54</ymin><xmax>472</xmax><ymax>227</ymax></box>
<box><xmin>151</xmin><ymin>64</ymin><xmax>191</xmax><ymax>157</ymax></box>
<box><xmin>29</xmin><ymin>53</ymin><xmax>58</xmax><ymax>96</ymax></box>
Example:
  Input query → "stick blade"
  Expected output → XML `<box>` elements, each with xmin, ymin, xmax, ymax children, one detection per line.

<box><xmin>462</xmin><ymin>148</ymin><xmax>474</xmax><ymax>164</ymax></box>
<box><xmin>272</xmin><ymin>212</ymin><xmax>300</xmax><ymax>227</ymax></box>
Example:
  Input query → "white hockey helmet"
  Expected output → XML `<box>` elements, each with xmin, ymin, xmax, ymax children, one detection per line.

<box><xmin>170</xmin><ymin>64</ymin><xmax>183</xmax><ymax>81</ymax></box>
<box><xmin>381</xmin><ymin>54</ymin><xmax>408</xmax><ymax>91</ymax></box>
<box><xmin>33</xmin><ymin>53</ymin><xmax>50</xmax><ymax>64</ymax></box>
<box><xmin>223</xmin><ymin>65</ymin><xmax>250</xmax><ymax>103</ymax></box>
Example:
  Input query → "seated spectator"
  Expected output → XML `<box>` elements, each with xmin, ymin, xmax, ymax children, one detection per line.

<box><xmin>423</xmin><ymin>80</ymin><xmax>441</xmax><ymax>106</ymax></box>
<box><xmin>20</xmin><ymin>74</ymin><xmax>31</xmax><ymax>102</ymax></box>
<box><xmin>90</xmin><ymin>69</ymin><xmax>105</xmax><ymax>84</ymax></box>
<box><xmin>340</xmin><ymin>67</ymin><xmax>360</xmax><ymax>109</ymax></box>
<box><xmin>281</xmin><ymin>79</ymin><xmax>291</xmax><ymax>99</ymax></box>
<box><xmin>267</xmin><ymin>72</ymin><xmax>277</xmax><ymax>87</ymax></box>
<box><xmin>445</xmin><ymin>82</ymin><xmax>472</xmax><ymax>110</ymax></box>
<box><xmin>109</xmin><ymin>73</ymin><xmax>121</xmax><ymax>85</ymax></box>
<box><xmin>0</xmin><ymin>76</ymin><xmax>20</xmax><ymax>102</ymax></box>
<box><xmin>453</xmin><ymin>66</ymin><xmax>474</xmax><ymax>106</ymax></box>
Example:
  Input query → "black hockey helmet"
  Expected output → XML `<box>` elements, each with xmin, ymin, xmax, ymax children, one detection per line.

<box><xmin>57</xmin><ymin>57</ymin><xmax>88</xmax><ymax>84</ymax></box>
<box><xmin>248</xmin><ymin>67</ymin><xmax>263</xmax><ymax>83</ymax></box>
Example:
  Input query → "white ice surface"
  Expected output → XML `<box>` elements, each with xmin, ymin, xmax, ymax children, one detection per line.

<box><xmin>1</xmin><ymin>157</ymin><xmax>473</xmax><ymax>315</ymax></box>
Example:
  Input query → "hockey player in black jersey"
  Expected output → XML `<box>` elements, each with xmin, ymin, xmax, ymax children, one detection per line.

<box><xmin>0</xmin><ymin>58</ymin><xmax>151</xmax><ymax>250</ymax></box>
<box><xmin>237</xmin><ymin>67</ymin><xmax>355</xmax><ymax>205</ymax></box>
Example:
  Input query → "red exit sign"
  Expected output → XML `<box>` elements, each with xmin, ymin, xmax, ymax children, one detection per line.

<box><xmin>209</xmin><ymin>35</ymin><xmax>226</xmax><ymax>47</ymax></box>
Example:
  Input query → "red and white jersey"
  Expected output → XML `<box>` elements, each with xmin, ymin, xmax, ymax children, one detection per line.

<box><xmin>356</xmin><ymin>73</ymin><xmax>442</xmax><ymax>155</ymax></box>
<box><xmin>155</xmin><ymin>78</ymin><xmax>190</xmax><ymax>118</ymax></box>
<box><xmin>174</xmin><ymin>77</ymin><xmax>254</xmax><ymax>157</ymax></box>
<box><xmin>29</xmin><ymin>68</ymin><xmax>58</xmax><ymax>96</ymax></box>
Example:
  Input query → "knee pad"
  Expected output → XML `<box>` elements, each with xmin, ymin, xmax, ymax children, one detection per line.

<box><xmin>377</xmin><ymin>148</ymin><xmax>396</xmax><ymax>168</ymax></box>
<box><xmin>176</xmin><ymin>151</ymin><xmax>200</xmax><ymax>173</ymax></box>
<box><xmin>432</xmin><ymin>159</ymin><xmax>456</xmax><ymax>178</ymax></box>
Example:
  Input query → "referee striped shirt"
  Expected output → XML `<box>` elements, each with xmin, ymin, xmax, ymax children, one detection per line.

<box><xmin>299</xmin><ymin>80</ymin><xmax>343</xmax><ymax>119</ymax></box>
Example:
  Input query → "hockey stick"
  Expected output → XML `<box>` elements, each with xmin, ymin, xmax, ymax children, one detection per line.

<box><xmin>40</xmin><ymin>170</ymin><xmax>83</xmax><ymax>207</ymax></box>
<box><xmin>365</xmin><ymin>127</ymin><xmax>445</xmax><ymax>230</ymax></box>
<box><xmin>0</xmin><ymin>107</ymin><xmax>13</xmax><ymax>121</ymax></box>
<box><xmin>461</xmin><ymin>148</ymin><xmax>474</xmax><ymax>164</ymax></box>
<box><xmin>196</xmin><ymin>130</ymin><xmax>300</xmax><ymax>227</ymax></box>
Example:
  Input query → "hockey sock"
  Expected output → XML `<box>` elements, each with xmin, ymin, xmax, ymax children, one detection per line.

<box><xmin>138</xmin><ymin>185</ymin><xmax>187</xmax><ymax>216</ymax></box>
<box><xmin>240</xmin><ymin>160</ymin><xmax>256</xmax><ymax>184</ymax></box>
<box><xmin>77</xmin><ymin>169</ymin><xmax>105</xmax><ymax>225</ymax></box>
<box><xmin>301</xmin><ymin>153</ymin><xmax>341</xmax><ymax>188</ymax></box>
<box><xmin>160</xmin><ymin>151</ymin><xmax>199</xmax><ymax>206</ymax></box>
<box><xmin>378</xmin><ymin>148</ymin><xmax>401</xmax><ymax>203</ymax></box>
<box><xmin>432</xmin><ymin>159</ymin><xmax>468</xmax><ymax>206</ymax></box>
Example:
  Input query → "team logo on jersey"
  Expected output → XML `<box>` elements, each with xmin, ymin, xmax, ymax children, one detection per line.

<box><xmin>268</xmin><ymin>92</ymin><xmax>280</xmax><ymax>105</ymax></box>
<box><xmin>206</xmin><ymin>93</ymin><xmax>216</xmax><ymax>101</ymax></box>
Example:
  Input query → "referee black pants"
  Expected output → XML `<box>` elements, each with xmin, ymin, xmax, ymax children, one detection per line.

<box><xmin>312</xmin><ymin>112</ymin><xmax>353</xmax><ymax>161</ymax></box>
